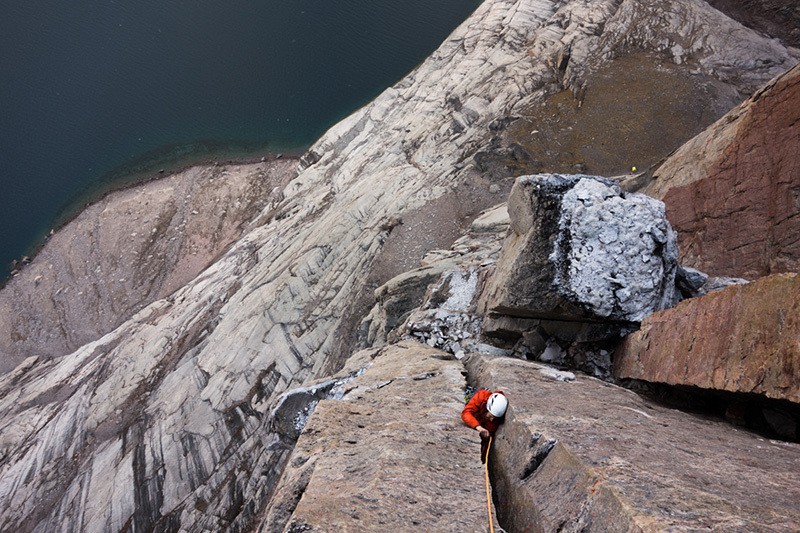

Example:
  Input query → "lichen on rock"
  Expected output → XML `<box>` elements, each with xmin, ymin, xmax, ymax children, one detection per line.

<box><xmin>550</xmin><ymin>175</ymin><xmax>678</xmax><ymax>322</ymax></box>
<box><xmin>483</xmin><ymin>174</ymin><xmax>678</xmax><ymax>324</ymax></box>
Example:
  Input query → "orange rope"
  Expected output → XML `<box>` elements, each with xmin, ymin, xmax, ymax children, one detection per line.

<box><xmin>485</xmin><ymin>435</ymin><xmax>494</xmax><ymax>533</ymax></box>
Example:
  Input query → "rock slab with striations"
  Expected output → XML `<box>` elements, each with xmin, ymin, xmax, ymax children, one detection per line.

<box><xmin>467</xmin><ymin>353</ymin><xmax>800</xmax><ymax>532</ymax></box>
<box><xmin>257</xmin><ymin>341</ymin><xmax>500</xmax><ymax>533</ymax></box>
<box><xmin>615</xmin><ymin>272</ymin><xmax>800</xmax><ymax>404</ymax></box>
<box><xmin>0</xmin><ymin>158</ymin><xmax>297</xmax><ymax>373</ymax></box>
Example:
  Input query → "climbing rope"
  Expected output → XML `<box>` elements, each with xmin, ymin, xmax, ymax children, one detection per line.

<box><xmin>485</xmin><ymin>435</ymin><xmax>494</xmax><ymax>533</ymax></box>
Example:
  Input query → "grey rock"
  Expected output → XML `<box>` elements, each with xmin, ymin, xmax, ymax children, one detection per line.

<box><xmin>519</xmin><ymin>328</ymin><xmax>547</xmax><ymax>358</ymax></box>
<box><xmin>554</xmin><ymin>176</ymin><xmax>679</xmax><ymax>322</ymax></box>
<box><xmin>0</xmin><ymin>0</ymin><xmax>797</xmax><ymax>530</ymax></box>
<box><xmin>482</xmin><ymin>174</ymin><xmax>678</xmax><ymax>324</ymax></box>
<box><xmin>471</xmin><ymin>343</ymin><xmax>515</xmax><ymax>358</ymax></box>
<box><xmin>360</xmin><ymin>204</ymin><xmax>509</xmax><ymax>349</ymax></box>
<box><xmin>359</xmin><ymin>262</ymin><xmax>458</xmax><ymax>348</ymax></box>
<box><xmin>565</xmin><ymin>343</ymin><xmax>615</xmax><ymax>379</ymax></box>
<box><xmin>676</xmin><ymin>265</ymin><xmax>749</xmax><ymax>299</ymax></box>
<box><xmin>424</xmin><ymin>269</ymin><xmax>481</xmax><ymax>314</ymax></box>
<box><xmin>268</xmin><ymin>377</ymin><xmax>348</xmax><ymax>444</ymax></box>
<box><xmin>675</xmin><ymin>264</ymin><xmax>709</xmax><ymax>298</ymax></box>
<box><xmin>538</xmin><ymin>339</ymin><xmax>565</xmax><ymax>364</ymax></box>
<box><xmin>404</xmin><ymin>308</ymin><xmax>483</xmax><ymax>356</ymax></box>
<box><xmin>702</xmin><ymin>276</ymin><xmax>750</xmax><ymax>294</ymax></box>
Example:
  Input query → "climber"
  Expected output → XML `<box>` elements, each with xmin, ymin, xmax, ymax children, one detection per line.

<box><xmin>462</xmin><ymin>390</ymin><xmax>508</xmax><ymax>463</ymax></box>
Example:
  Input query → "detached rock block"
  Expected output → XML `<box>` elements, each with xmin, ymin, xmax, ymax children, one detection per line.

<box><xmin>481</xmin><ymin>174</ymin><xmax>678</xmax><ymax>323</ymax></box>
<box><xmin>615</xmin><ymin>273</ymin><xmax>800</xmax><ymax>403</ymax></box>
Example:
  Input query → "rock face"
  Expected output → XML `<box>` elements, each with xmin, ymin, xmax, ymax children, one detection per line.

<box><xmin>481</xmin><ymin>174</ymin><xmax>678</xmax><ymax>323</ymax></box>
<box><xmin>705</xmin><ymin>0</ymin><xmax>800</xmax><ymax>48</ymax></box>
<box><xmin>674</xmin><ymin>265</ymin><xmax>749</xmax><ymax>300</ymax></box>
<box><xmin>258</xmin><ymin>341</ymin><xmax>500</xmax><ymax>532</ymax></box>
<box><xmin>615</xmin><ymin>273</ymin><xmax>800</xmax><ymax>404</ymax></box>
<box><xmin>634</xmin><ymin>63</ymin><xmax>800</xmax><ymax>279</ymax></box>
<box><xmin>0</xmin><ymin>158</ymin><xmax>297</xmax><ymax>373</ymax></box>
<box><xmin>362</xmin><ymin>203</ymin><xmax>509</xmax><ymax>355</ymax></box>
<box><xmin>0</xmin><ymin>0</ymin><xmax>797</xmax><ymax>531</ymax></box>
<box><xmin>467</xmin><ymin>353</ymin><xmax>800</xmax><ymax>532</ymax></box>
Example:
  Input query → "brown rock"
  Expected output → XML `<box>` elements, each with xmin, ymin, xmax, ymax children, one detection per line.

<box><xmin>505</xmin><ymin>52</ymin><xmax>741</xmax><ymax>179</ymax></box>
<box><xmin>466</xmin><ymin>353</ymin><xmax>800</xmax><ymax>532</ymax></box>
<box><xmin>615</xmin><ymin>273</ymin><xmax>800</xmax><ymax>403</ymax></box>
<box><xmin>258</xmin><ymin>341</ymin><xmax>501</xmax><ymax>532</ymax></box>
<box><xmin>645</xmin><ymin>63</ymin><xmax>800</xmax><ymax>279</ymax></box>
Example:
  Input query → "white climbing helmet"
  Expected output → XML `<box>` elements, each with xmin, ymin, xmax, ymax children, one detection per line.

<box><xmin>486</xmin><ymin>393</ymin><xmax>508</xmax><ymax>417</ymax></box>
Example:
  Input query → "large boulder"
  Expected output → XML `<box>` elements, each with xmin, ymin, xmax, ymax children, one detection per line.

<box><xmin>633</xmin><ymin>63</ymin><xmax>800</xmax><ymax>279</ymax></box>
<box><xmin>481</xmin><ymin>174</ymin><xmax>678</xmax><ymax>324</ymax></box>
<box><xmin>467</xmin><ymin>353</ymin><xmax>800</xmax><ymax>532</ymax></box>
<box><xmin>615</xmin><ymin>273</ymin><xmax>800</xmax><ymax>404</ymax></box>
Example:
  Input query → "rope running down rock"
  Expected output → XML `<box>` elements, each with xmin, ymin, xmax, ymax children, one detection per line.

<box><xmin>485</xmin><ymin>435</ymin><xmax>494</xmax><ymax>533</ymax></box>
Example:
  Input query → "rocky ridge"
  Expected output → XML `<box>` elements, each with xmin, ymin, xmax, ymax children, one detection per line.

<box><xmin>0</xmin><ymin>158</ymin><xmax>298</xmax><ymax>373</ymax></box>
<box><xmin>0</xmin><ymin>0</ymin><xmax>798</xmax><ymax>531</ymax></box>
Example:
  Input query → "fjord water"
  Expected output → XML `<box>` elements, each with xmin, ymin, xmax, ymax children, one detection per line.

<box><xmin>0</xmin><ymin>0</ymin><xmax>482</xmax><ymax>274</ymax></box>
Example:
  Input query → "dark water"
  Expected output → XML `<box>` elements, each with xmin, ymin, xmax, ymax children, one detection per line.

<box><xmin>0</xmin><ymin>0</ymin><xmax>482</xmax><ymax>273</ymax></box>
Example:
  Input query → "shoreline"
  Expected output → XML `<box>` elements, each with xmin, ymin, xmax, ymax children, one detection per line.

<box><xmin>3</xmin><ymin>146</ymin><xmax>306</xmax><ymax>284</ymax></box>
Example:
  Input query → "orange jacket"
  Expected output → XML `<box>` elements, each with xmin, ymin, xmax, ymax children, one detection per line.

<box><xmin>461</xmin><ymin>389</ymin><xmax>506</xmax><ymax>435</ymax></box>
